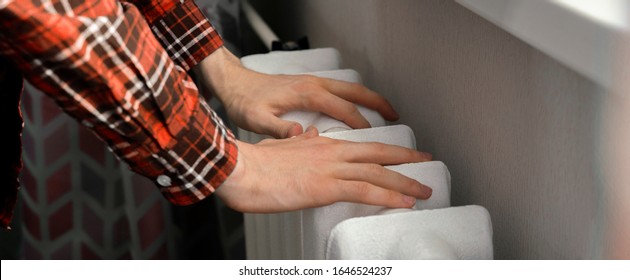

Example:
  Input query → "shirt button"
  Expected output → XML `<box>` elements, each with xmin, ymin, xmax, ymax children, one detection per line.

<box><xmin>157</xmin><ymin>175</ymin><xmax>172</xmax><ymax>187</ymax></box>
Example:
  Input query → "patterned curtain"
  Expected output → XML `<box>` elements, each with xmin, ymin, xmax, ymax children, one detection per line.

<box><xmin>12</xmin><ymin>0</ymin><xmax>243</xmax><ymax>260</ymax></box>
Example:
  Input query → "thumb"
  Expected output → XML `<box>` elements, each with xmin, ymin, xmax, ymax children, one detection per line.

<box><xmin>259</xmin><ymin>114</ymin><xmax>304</xmax><ymax>138</ymax></box>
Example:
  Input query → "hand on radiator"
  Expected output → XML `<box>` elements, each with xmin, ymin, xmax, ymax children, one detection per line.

<box><xmin>193</xmin><ymin>47</ymin><xmax>399</xmax><ymax>138</ymax></box>
<box><xmin>215</xmin><ymin>127</ymin><xmax>433</xmax><ymax>212</ymax></box>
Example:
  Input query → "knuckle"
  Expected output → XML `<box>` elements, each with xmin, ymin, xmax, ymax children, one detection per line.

<box><xmin>352</xmin><ymin>182</ymin><xmax>372</xmax><ymax>198</ymax></box>
<box><xmin>368</xmin><ymin>164</ymin><xmax>386</xmax><ymax>177</ymax></box>
<box><xmin>320</xmin><ymin>136</ymin><xmax>348</xmax><ymax>147</ymax></box>
<box><xmin>373</xmin><ymin>94</ymin><xmax>387</xmax><ymax>104</ymax></box>
<box><xmin>406</xmin><ymin>173</ymin><xmax>419</xmax><ymax>185</ymax></box>
<box><xmin>309</xmin><ymin>75</ymin><xmax>328</xmax><ymax>87</ymax></box>
<box><xmin>293</xmin><ymin>79</ymin><xmax>319</xmax><ymax>93</ymax></box>
<box><xmin>300</xmin><ymin>91</ymin><xmax>320</xmax><ymax>108</ymax></box>
<box><xmin>385</xmin><ymin>191</ymin><xmax>402</xmax><ymax>204</ymax></box>
<box><xmin>407</xmin><ymin>148</ymin><xmax>422</xmax><ymax>160</ymax></box>
<box><xmin>349</xmin><ymin>83</ymin><xmax>366</xmax><ymax>94</ymax></box>
<box><xmin>366</xmin><ymin>142</ymin><xmax>385</xmax><ymax>153</ymax></box>
<box><xmin>306</xmin><ymin>179</ymin><xmax>335</xmax><ymax>206</ymax></box>
<box><xmin>312</xmin><ymin>135</ymin><xmax>334</xmax><ymax>145</ymax></box>
<box><xmin>403</xmin><ymin>177</ymin><xmax>420</xmax><ymax>191</ymax></box>
<box><xmin>302</xmin><ymin>75</ymin><xmax>321</xmax><ymax>84</ymax></box>
<box><xmin>346</xmin><ymin>103</ymin><xmax>360</xmax><ymax>115</ymax></box>
<box><xmin>320</xmin><ymin>136</ymin><xmax>337</xmax><ymax>145</ymax></box>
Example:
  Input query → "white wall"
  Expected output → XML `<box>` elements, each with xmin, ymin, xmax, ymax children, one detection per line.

<box><xmin>251</xmin><ymin>0</ymin><xmax>625</xmax><ymax>259</ymax></box>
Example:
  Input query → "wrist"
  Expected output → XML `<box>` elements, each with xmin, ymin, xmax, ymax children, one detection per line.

<box><xmin>193</xmin><ymin>47</ymin><xmax>244</xmax><ymax>104</ymax></box>
<box><xmin>215</xmin><ymin>140</ymin><xmax>255</xmax><ymax>210</ymax></box>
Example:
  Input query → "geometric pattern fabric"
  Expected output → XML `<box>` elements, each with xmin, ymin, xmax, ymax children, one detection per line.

<box><xmin>21</xmin><ymin>82</ymin><xmax>177</xmax><ymax>259</ymax></box>
<box><xmin>15</xmin><ymin>0</ymin><xmax>244</xmax><ymax>260</ymax></box>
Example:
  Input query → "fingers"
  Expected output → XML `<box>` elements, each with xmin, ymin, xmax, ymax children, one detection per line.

<box><xmin>318</xmin><ymin>78</ymin><xmax>400</xmax><ymax>121</ymax></box>
<box><xmin>303</xmin><ymin>90</ymin><xmax>371</xmax><ymax>129</ymax></box>
<box><xmin>337</xmin><ymin>142</ymin><xmax>433</xmax><ymax>165</ymax></box>
<box><xmin>331</xmin><ymin>180</ymin><xmax>417</xmax><ymax>209</ymax></box>
<box><xmin>286</xmin><ymin>123</ymin><xmax>305</xmax><ymax>138</ymax></box>
<box><xmin>258</xmin><ymin>126</ymin><xmax>319</xmax><ymax>146</ymax></box>
<box><xmin>257</xmin><ymin>112</ymin><xmax>304</xmax><ymax>138</ymax></box>
<box><xmin>222</xmin><ymin>135</ymin><xmax>436</xmax><ymax>213</ymax></box>
<box><xmin>290</xmin><ymin>126</ymin><xmax>319</xmax><ymax>139</ymax></box>
<box><xmin>333</xmin><ymin>163</ymin><xmax>432</xmax><ymax>200</ymax></box>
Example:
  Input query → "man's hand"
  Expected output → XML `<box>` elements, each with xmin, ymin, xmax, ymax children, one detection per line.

<box><xmin>215</xmin><ymin>127</ymin><xmax>433</xmax><ymax>212</ymax></box>
<box><xmin>194</xmin><ymin>47</ymin><xmax>400</xmax><ymax>138</ymax></box>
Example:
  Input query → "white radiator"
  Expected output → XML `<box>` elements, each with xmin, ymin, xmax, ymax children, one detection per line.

<box><xmin>238</xmin><ymin>48</ymin><xmax>493</xmax><ymax>259</ymax></box>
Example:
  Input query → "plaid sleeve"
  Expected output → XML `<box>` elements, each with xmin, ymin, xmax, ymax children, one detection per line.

<box><xmin>122</xmin><ymin>0</ymin><xmax>224</xmax><ymax>71</ymax></box>
<box><xmin>0</xmin><ymin>0</ymin><xmax>238</xmax><ymax>206</ymax></box>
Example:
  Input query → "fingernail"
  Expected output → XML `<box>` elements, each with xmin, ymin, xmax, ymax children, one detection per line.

<box><xmin>421</xmin><ymin>185</ymin><xmax>433</xmax><ymax>198</ymax></box>
<box><xmin>403</xmin><ymin>195</ymin><xmax>416</xmax><ymax>206</ymax></box>
<box><xmin>286</xmin><ymin>123</ymin><xmax>304</xmax><ymax>138</ymax></box>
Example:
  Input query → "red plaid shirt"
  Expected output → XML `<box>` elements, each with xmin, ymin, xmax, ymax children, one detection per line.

<box><xmin>0</xmin><ymin>0</ymin><xmax>238</xmax><ymax>229</ymax></box>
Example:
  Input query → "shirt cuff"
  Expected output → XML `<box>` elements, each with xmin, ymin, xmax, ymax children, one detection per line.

<box><xmin>139</xmin><ymin>0</ymin><xmax>224</xmax><ymax>71</ymax></box>
<box><xmin>98</xmin><ymin>93</ymin><xmax>239</xmax><ymax>206</ymax></box>
<box><xmin>152</xmin><ymin>100</ymin><xmax>239</xmax><ymax>206</ymax></box>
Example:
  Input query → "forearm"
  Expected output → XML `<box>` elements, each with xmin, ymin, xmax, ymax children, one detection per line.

<box><xmin>0</xmin><ymin>0</ymin><xmax>238</xmax><ymax>205</ymax></box>
<box><xmin>192</xmin><ymin>47</ymin><xmax>247</xmax><ymax>105</ymax></box>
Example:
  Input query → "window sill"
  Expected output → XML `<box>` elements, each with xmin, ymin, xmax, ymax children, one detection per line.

<box><xmin>456</xmin><ymin>0</ymin><xmax>629</xmax><ymax>89</ymax></box>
